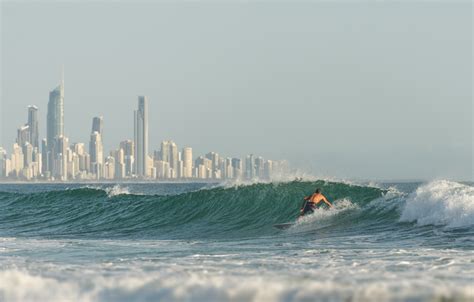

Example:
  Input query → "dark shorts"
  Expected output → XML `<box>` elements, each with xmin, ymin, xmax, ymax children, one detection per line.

<box><xmin>301</xmin><ymin>202</ymin><xmax>316</xmax><ymax>215</ymax></box>
<box><xmin>301</xmin><ymin>202</ymin><xmax>329</xmax><ymax>216</ymax></box>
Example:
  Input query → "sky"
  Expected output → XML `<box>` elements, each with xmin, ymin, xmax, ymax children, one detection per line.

<box><xmin>1</xmin><ymin>1</ymin><xmax>472</xmax><ymax>181</ymax></box>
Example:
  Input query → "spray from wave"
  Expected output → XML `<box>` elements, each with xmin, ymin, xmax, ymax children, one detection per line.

<box><xmin>400</xmin><ymin>180</ymin><xmax>474</xmax><ymax>229</ymax></box>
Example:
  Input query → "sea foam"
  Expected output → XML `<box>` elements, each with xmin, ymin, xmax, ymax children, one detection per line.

<box><xmin>399</xmin><ymin>180</ymin><xmax>474</xmax><ymax>228</ymax></box>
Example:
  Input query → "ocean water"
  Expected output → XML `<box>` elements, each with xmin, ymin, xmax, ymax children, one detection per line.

<box><xmin>0</xmin><ymin>180</ymin><xmax>472</xmax><ymax>302</ymax></box>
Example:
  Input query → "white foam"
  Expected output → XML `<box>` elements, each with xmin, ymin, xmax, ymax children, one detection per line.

<box><xmin>104</xmin><ymin>185</ymin><xmax>131</xmax><ymax>197</ymax></box>
<box><xmin>290</xmin><ymin>198</ymin><xmax>359</xmax><ymax>231</ymax></box>
<box><xmin>400</xmin><ymin>180</ymin><xmax>474</xmax><ymax>228</ymax></box>
<box><xmin>0</xmin><ymin>265</ymin><xmax>471</xmax><ymax>302</ymax></box>
<box><xmin>1</xmin><ymin>236</ymin><xmax>473</xmax><ymax>302</ymax></box>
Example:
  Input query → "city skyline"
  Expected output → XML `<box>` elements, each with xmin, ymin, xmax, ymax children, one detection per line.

<box><xmin>0</xmin><ymin>73</ymin><xmax>287</xmax><ymax>181</ymax></box>
<box><xmin>1</xmin><ymin>2</ymin><xmax>471</xmax><ymax>181</ymax></box>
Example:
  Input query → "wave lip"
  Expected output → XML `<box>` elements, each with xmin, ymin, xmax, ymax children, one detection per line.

<box><xmin>399</xmin><ymin>180</ymin><xmax>474</xmax><ymax>228</ymax></box>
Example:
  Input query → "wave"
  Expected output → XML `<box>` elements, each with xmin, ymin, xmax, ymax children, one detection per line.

<box><xmin>399</xmin><ymin>180</ymin><xmax>474</xmax><ymax>229</ymax></box>
<box><xmin>0</xmin><ymin>180</ymin><xmax>472</xmax><ymax>239</ymax></box>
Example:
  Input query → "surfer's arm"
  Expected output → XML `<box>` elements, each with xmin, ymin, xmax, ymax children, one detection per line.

<box><xmin>322</xmin><ymin>196</ymin><xmax>333</xmax><ymax>208</ymax></box>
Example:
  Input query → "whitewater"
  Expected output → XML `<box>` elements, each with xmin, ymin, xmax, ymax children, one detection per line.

<box><xmin>0</xmin><ymin>180</ymin><xmax>472</xmax><ymax>302</ymax></box>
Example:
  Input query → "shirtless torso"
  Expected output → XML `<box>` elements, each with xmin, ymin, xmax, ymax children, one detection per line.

<box><xmin>299</xmin><ymin>192</ymin><xmax>333</xmax><ymax>217</ymax></box>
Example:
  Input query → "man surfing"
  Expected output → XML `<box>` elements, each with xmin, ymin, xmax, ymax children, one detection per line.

<box><xmin>274</xmin><ymin>188</ymin><xmax>334</xmax><ymax>229</ymax></box>
<box><xmin>299</xmin><ymin>188</ymin><xmax>333</xmax><ymax>218</ymax></box>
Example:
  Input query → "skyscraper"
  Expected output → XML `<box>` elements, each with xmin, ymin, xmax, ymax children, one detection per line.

<box><xmin>205</xmin><ymin>152</ymin><xmax>220</xmax><ymax>177</ymax></box>
<box><xmin>41</xmin><ymin>139</ymin><xmax>49</xmax><ymax>176</ymax></box>
<box><xmin>231</xmin><ymin>158</ymin><xmax>242</xmax><ymax>179</ymax></box>
<box><xmin>245</xmin><ymin>154</ymin><xmax>255</xmax><ymax>180</ymax></box>
<box><xmin>120</xmin><ymin>140</ymin><xmax>134</xmax><ymax>177</ymax></box>
<box><xmin>89</xmin><ymin>131</ymin><xmax>104</xmax><ymax>178</ymax></box>
<box><xmin>17</xmin><ymin>125</ymin><xmax>30</xmax><ymax>147</ymax></box>
<box><xmin>0</xmin><ymin>148</ymin><xmax>7</xmax><ymax>178</ymax></box>
<box><xmin>169</xmin><ymin>141</ymin><xmax>178</xmax><ymax>176</ymax></box>
<box><xmin>53</xmin><ymin>136</ymin><xmax>68</xmax><ymax>181</ymax></box>
<box><xmin>47</xmin><ymin>76</ymin><xmax>64</xmax><ymax>151</ymax></box>
<box><xmin>91</xmin><ymin>116</ymin><xmax>104</xmax><ymax>137</ymax></box>
<box><xmin>46</xmin><ymin>73</ymin><xmax>65</xmax><ymax>176</ymax></box>
<box><xmin>134</xmin><ymin>96</ymin><xmax>148</xmax><ymax>177</ymax></box>
<box><xmin>182</xmin><ymin>147</ymin><xmax>193</xmax><ymax>178</ymax></box>
<box><xmin>27</xmin><ymin>105</ymin><xmax>39</xmax><ymax>148</ymax></box>
<box><xmin>160</xmin><ymin>141</ymin><xmax>170</xmax><ymax>163</ymax></box>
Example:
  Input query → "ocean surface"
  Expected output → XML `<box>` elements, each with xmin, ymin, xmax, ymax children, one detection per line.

<box><xmin>0</xmin><ymin>179</ymin><xmax>472</xmax><ymax>302</ymax></box>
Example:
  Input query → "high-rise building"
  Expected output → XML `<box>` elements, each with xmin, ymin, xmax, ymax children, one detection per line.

<box><xmin>120</xmin><ymin>140</ymin><xmax>134</xmax><ymax>177</ymax></box>
<box><xmin>134</xmin><ymin>96</ymin><xmax>148</xmax><ymax>177</ymax></box>
<box><xmin>195</xmin><ymin>156</ymin><xmax>212</xmax><ymax>179</ymax></box>
<box><xmin>27</xmin><ymin>105</ymin><xmax>39</xmax><ymax>148</ymax></box>
<box><xmin>113</xmin><ymin>148</ymin><xmax>125</xmax><ymax>179</ymax></box>
<box><xmin>17</xmin><ymin>125</ymin><xmax>30</xmax><ymax>147</ymax></box>
<box><xmin>54</xmin><ymin>136</ymin><xmax>68</xmax><ymax>181</ymax></box>
<box><xmin>23</xmin><ymin>142</ymin><xmax>33</xmax><ymax>167</ymax></box>
<box><xmin>205</xmin><ymin>152</ymin><xmax>220</xmax><ymax>173</ymax></box>
<box><xmin>47</xmin><ymin>77</ymin><xmax>64</xmax><ymax>150</ymax></box>
<box><xmin>73</xmin><ymin>143</ymin><xmax>89</xmax><ymax>173</ymax></box>
<box><xmin>231</xmin><ymin>158</ymin><xmax>242</xmax><ymax>179</ymax></box>
<box><xmin>182</xmin><ymin>147</ymin><xmax>193</xmax><ymax>178</ymax></box>
<box><xmin>255</xmin><ymin>156</ymin><xmax>265</xmax><ymax>178</ymax></box>
<box><xmin>47</xmin><ymin>74</ymin><xmax>65</xmax><ymax>176</ymax></box>
<box><xmin>89</xmin><ymin>116</ymin><xmax>105</xmax><ymax>178</ymax></box>
<box><xmin>120</xmin><ymin>140</ymin><xmax>134</xmax><ymax>157</ymax></box>
<box><xmin>223</xmin><ymin>158</ymin><xmax>233</xmax><ymax>179</ymax></box>
<box><xmin>264</xmin><ymin>160</ymin><xmax>273</xmax><ymax>180</ymax></box>
<box><xmin>89</xmin><ymin>131</ymin><xmax>104</xmax><ymax>178</ymax></box>
<box><xmin>169</xmin><ymin>141</ymin><xmax>178</xmax><ymax>177</ymax></box>
<box><xmin>0</xmin><ymin>148</ymin><xmax>7</xmax><ymax>178</ymax></box>
<box><xmin>11</xmin><ymin>143</ymin><xmax>24</xmax><ymax>177</ymax></box>
<box><xmin>91</xmin><ymin>116</ymin><xmax>104</xmax><ymax>137</ymax></box>
<box><xmin>160</xmin><ymin>141</ymin><xmax>170</xmax><ymax>163</ymax></box>
<box><xmin>245</xmin><ymin>154</ymin><xmax>255</xmax><ymax>180</ymax></box>
<box><xmin>155</xmin><ymin>160</ymin><xmax>170</xmax><ymax>179</ymax></box>
<box><xmin>41</xmin><ymin>139</ymin><xmax>49</xmax><ymax>176</ymax></box>
<box><xmin>104</xmin><ymin>156</ymin><xmax>115</xmax><ymax>180</ymax></box>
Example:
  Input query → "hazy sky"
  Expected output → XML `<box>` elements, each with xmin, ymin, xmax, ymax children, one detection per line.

<box><xmin>1</xmin><ymin>1</ymin><xmax>472</xmax><ymax>181</ymax></box>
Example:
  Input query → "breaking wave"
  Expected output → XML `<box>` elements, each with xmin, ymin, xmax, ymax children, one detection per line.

<box><xmin>400</xmin><ymin>180</ymin><xmax>474</xmax><ymax>228</ymax></box>
<box><xmin>0</xmin><ymin>180</ymin><xmax>472</xmax><ymax>240</ymax></box>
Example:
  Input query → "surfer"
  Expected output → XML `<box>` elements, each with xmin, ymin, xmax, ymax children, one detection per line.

<box><xmin>299</xmin><ymin>189</ymin><xmax>333</xmax><ymax>217</ymax></box>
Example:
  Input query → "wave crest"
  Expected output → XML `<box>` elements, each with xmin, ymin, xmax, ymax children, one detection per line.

<box><xmin>399</xmin><ymin>180</ymin><xmax>474</xmax><ymax>228</ymax></box>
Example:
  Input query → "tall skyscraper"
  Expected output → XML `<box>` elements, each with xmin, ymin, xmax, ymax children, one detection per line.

<box><xmin>47</xmin><ymin>76</ymin><xmax>64</xmax><ymax>151</ymax></box>
<box><xmin>134</xmin><ymin>96</ymin><xmax>148</xmax><ymax>177</ymax></box>
<box><xmin>182</xmin><ymin>147</ymin><xmax>193</xmax><ymax>178</ymax></box>
<box><xmin>46</xmin><ymin>73</ymin><xmax>65</xmax><ymax>176</ymax></box>
<box><xmin>27</xmin><ymin>105</ymin><xmax>39</xmax><ymax>148</ymax></box>
<box><xmin>91</xmin><ymin>116</ymin><xmax>104</xmax><ymax>137</ymax></box>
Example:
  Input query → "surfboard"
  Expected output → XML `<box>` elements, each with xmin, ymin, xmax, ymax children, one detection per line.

<box><xmin>273</xmin><ymin>222</ymin><xmax>294</xmax><ymax>230</ymax></box>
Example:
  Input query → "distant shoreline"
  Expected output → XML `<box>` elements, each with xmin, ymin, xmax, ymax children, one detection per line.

<box><xmin>0</xmin><ymin>180</ymin><xmax>222</xmax><ymax>185</ymax></box>
<box><xmin>0</xmin><ymin>179</ymin><xmax>472</xmax><ymax>185</ymax></box>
